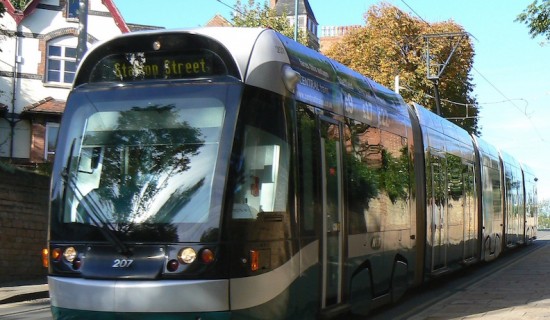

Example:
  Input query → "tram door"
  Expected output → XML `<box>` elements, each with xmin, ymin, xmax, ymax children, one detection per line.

<box><xmin>463</xmin><ymin>163</ymin><xmax>478</xmax><ymax>260</ymax></box>
<box><xmin>319</xmin><ymin>117</ymin><xmax>344</xmax><ymax>308</ymax></box>
<box><xmin>428</xmin><ymin>152</ymin><xmax>448</xmax><ymax>272</ymax></box>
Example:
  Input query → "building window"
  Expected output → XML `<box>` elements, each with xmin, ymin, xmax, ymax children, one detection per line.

<box><xmin>45</xmin><ymin>123</ymin><xmax>60</xmax><ymax>160</ymax></box>
<box><xmin>47</xmin><ymin>44</ymin><xmax>77</xmax><ymax>84</ymax></box>
<box><xmin>288</xmin><ymin>16</ymin><xmax>295</xmax><ymax>27</ymax></box>
<box><xmin>67</xmin><ymin>0</ymin><xmax>80</xmax><ymax>19</ymax></box>
<box><xmin>299</xmin><ymin>16</ymin><xmax>306</xmax><ymax>30</ymax></box>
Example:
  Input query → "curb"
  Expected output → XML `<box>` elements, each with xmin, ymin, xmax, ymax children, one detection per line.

<box><xmin>0</xmin><ymin>285</ymin><xmax>49</xmax><ymax>305</ymax></box>
<box><xmin>0</xmin><ymin>290</ymin><xmax>49</xmax><ymax>304</ymax></box>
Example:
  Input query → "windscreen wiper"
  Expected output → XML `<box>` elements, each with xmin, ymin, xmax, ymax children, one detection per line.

<box><xmin>62</xmin><ymin>140</ymin><xmax>131</xmax><ymax>256</ymax></box>
<box><xmin>66</xmin><ymin>176</ymin><xmax>131</xmax><ymax>256</ymax></box>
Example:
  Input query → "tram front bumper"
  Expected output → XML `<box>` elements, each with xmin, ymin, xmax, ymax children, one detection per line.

<box><xmin>48</xmin><ymin>276</ymin><xmax>229</xmax><ymax>314</ymax></box>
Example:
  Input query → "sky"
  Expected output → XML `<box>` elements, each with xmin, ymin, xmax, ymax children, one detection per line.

<box><xmin>113</xmin><ymin>0</ymin><xmax>550</xmax><ymax>201</ymax></box>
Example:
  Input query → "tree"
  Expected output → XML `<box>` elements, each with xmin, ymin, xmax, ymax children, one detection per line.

<box><xmin>10</xmin><ymin>0</ymin><xmax>30</xmax><ymax>10</ymax></box>
<box><xmin>538</xmin><ymin>199</ymin><xmax>550</xmax><ymax>229</ymax></box>
<box><xmin>516</xmin><ymin>0</ymin><xmax>550</xmax><ymax>43</ymax></box>
<box><xmin>324</xmin><ymin>3</ymin><xmax>479</xmax><ymax>135</ymax></box>
<box><xmin>231</xmin><ymin>0</ymin><xmax>308</xmax><ymax>46</ymax></box>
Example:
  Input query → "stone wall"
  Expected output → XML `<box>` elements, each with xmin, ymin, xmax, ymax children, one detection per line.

<box><xmin>0</xmin><ymin>164</ymin><xmax>49</xmax><ymax>283</ymax></box>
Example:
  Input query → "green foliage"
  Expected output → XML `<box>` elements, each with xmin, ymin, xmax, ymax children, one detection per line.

<box><xmin>516</xmin><ymin>0</ymin><xmax>550</xmax><ymax>42</ymax></box>
<box><xmin>0</xmin><ymin>159</ymin><xmax>51</xmax><ymax>177</ymax></box>
<box><xmin>10</xmin><ymin>0</ymin><xmax>31</xmax><ymax>10</ymax></box>
<box><xmin>33</xmin><ymin>162</ymin><xmax>53</xmax><ymax>176</ymax></box>
<box><xmin>324</xmin><ymin>3</ymin><xmax>479</xmax><ymax>135</ymax></box>
<box><xmin>345</xmin><ymin>148</ymin><xmax>379</xmax><ymax>208</ymax></box>
<box><xmin>379</xmin><ymin>148</ymin><xmax>410</xmax><ymax>203</ymax></box>
<box><xmin>231</xmin><ymin>0</ymin><xmax>308</xmax><ymax>46</ymax></box>
<box><xmin>0</xmin><ymin>159</ymin><xmax>17</xmax><ymax>174</ymax></box>
<box><xmin>538</xmin><ymin>199</ymin><xmax>550</xmax><ymax>226</ymax></box>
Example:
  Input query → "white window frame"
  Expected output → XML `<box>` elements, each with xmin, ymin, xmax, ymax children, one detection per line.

<box><xmin>46</xmin><ymin>37</ymin><xmax>77</xmax><ymax>85</ymax></box>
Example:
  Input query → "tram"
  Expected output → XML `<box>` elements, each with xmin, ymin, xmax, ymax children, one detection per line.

<box><xmin>45</xmin><ymin>27</ymin><xmax>538</xmax><ymax>319</ymax></box>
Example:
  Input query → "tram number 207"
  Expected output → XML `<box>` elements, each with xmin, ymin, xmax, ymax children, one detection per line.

<box><xmin>112</xmin><ymin>259</ymin><xmax>134</xmax><ymax>268</ymax></box>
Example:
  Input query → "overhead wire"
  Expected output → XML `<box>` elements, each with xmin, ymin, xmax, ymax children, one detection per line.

<box><xmin>472</xmin><ymin>66</ymin><xmax>533</xmax><ymax>117</ymax></box>
<box><xmin>400</xmin><ymin>0</ymin><xmax>430</xmax><ymax>25</ymax></box>
<box><xmin>400</xmin><ymin>85</ymin><xmax>477</xmax><ymax>120</ymax></box>
<box><xmin>215</xmin><ymin>0</ymin><xmax>244</xmax><ymax>15</ymax></box>
<box><xmin>471</xmin><ymin>59</ymin><xmax>545</xmax><ymax>143</ymax></box>
<box><xmin>399</xmin><ymin>0</ymin><xmax>546</xmax><ymax>143</ymax></box>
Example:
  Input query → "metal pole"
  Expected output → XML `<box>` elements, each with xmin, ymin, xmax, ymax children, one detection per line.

<box><xmin>8</xmin><ymin>26</ymin><xmax>20</xmax><ymax>161</ymax></box>
<box><xmin>432</xmin><ymin>79</ymin><xmax>442</xmax><ymax>116</ymax></box>
<box><xmin>294</xmin><ymin>0</ymin><xmax>298</xmax><ymax>41</ymax></box>
<box><xmin>76</xmin><ymin>0</ymin><xmax>88</xmax><ymax>64</ymax></box>
<box><xmin>394</xmin><ymin>75</ymin><xmax>400</xmax><ymax>94</ymax></box>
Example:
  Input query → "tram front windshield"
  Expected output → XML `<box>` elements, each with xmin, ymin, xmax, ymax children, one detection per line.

<box><xmin>51</xmin><ymin>83</ymin><xmax>238</xmax><ymax>243</ymax></box>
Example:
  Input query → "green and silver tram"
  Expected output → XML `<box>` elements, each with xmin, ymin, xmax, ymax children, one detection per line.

<box><xmin>45</xmin><ymin>27</ymin><xmax>537</xmax><ymax>319</ymax></box>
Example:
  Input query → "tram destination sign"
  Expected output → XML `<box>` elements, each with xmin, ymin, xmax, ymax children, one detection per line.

<box><xmin>89</xmin><ymin>51</ymin><xmax>221</xmax><ymax>82</ymax></box>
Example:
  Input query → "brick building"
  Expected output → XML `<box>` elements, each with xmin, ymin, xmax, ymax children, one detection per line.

<box><xmin>0</xmin><ymin>0</ymin><xmax>357</xmax><ymax>168</ymax></box>
<box><xmin>0</xmin><ymin>0</ymin><xmax>155</xmax><ymax>167</ymax></box>
<box><xmin>319</xmin><ymin>25</ymin><xmax>361</xmax><ymax>53</ymax></box>
<box><xmin>272</xmin><ymin>0</ymin><xmax>319</xmax><ymax>51</ymax></box>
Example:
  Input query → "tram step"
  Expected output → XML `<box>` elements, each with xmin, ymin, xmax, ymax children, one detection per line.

<box><xmin>318</xmin><ymin>303</ymin><xmax>351</xmax><ymax>319</ymax></box>
<box><xmin>460</xmin><ymin>257</ymin><xmax>479</xmax><ymax>266</ymax></box>
<box><xmin>429</xmin><ymin>266</ymin><xmax>451</xmax><ymax>278</ymax></box>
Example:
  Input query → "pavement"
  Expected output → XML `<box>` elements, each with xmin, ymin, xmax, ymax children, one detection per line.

<box><xmin>408</xmin><ymin>232</ymin><xmax>550</xmax><ymax>320</ymax></box>
<box><xmin>408</xmin><ymin>231</ymin><xmax>550</xmax><ymax>320</ymax></box>
<box><xmin>0</xmin><ymin>280</ymin><xmax>48</xmax><ymax>305</ymax></box>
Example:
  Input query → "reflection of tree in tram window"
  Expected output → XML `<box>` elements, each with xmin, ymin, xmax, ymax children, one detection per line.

<box><xmin>73</xmin><ymin>103</ymin><xmax>223</xmax><ymax>237</ymax></box>
<box><xmin>93</xmin><ymin>105</ymin><xmax>205</xmax><ymax>224</ymax></box>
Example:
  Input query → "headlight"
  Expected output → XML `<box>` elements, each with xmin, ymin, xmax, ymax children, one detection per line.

<box><xmin>178</xmin><ymin>247</ymin><xmax>196</xmax><ymax>264</ymax></box>
<box><xmin>63</xmin><ymin>247</ymin><xmax>77</xmax><ymax>263</ymax></box>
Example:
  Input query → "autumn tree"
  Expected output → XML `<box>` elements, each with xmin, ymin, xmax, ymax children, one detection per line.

<box><xmin>231</xmin><ymin>0</ymin><xmax>308</xmax><ymax>46</ymax></box>
<box><xmin>324</xmin><ymin>3</ymin><xmax>479</xmax><ymax>135</ymax></box>
<box><xmin>516</xmin><ymin>0</ymin><xmax>550</xmax><ymax>43</ymax></box>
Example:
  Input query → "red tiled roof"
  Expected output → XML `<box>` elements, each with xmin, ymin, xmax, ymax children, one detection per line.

<box><xmin>1</xmin><ymin>0</ymin><xmax>130</xmax><ymax>33</ymax></box>
<box><xmin>22</xmin><ymin>97</ymin><xmax>66</xmax><ymax>115</ymax></box>
<box><xmin>205</xmin><ymin>14</ymin><xmax>232</xmax><ymax>27</ymax></box>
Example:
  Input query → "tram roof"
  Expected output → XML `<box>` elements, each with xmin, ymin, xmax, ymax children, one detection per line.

<box><xmin>499</xmin><ymin>149</ymin><xmax>522</xmax><ymax>169</ymax></box>
<box><xmin>412</xmin><ymin>103</ymin><xmax>473</xmax><ymax>147</ymax></box>
<box><xmin>471</xmin><ymin>135</ymin><xmax>501</xmax><ymax>169</ymax></box>
<box><xmin>76</xmin><ymin>27</ymin><xmax>412</xmax><ymax>131</ymax></box>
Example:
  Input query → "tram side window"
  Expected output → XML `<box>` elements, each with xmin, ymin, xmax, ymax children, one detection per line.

<box><xmin>481</xmin><ymin>165</ymin><xmax>493</xmax><ymax>220</ymax></box>
<box><xmin>490</xmin><ymin>166</ymin><xmax>503</xmax><ymax>220</ymax></box>
<box><xmin>232</xmin><ymin>127</ymin><xmax>289</xmax><ymax>218</ymax></box>
<box><xmin>380</xmin><ymin>131</ymin><xmax>410</xmax><ymax>230</ymax></box>
<box><xmin>345</xmin><ymin>121</ymin><xmax>379</xmax><ymax>235</ymax></box>
<box><xmin>346</xmin><ymin>121</ymin><xmax>411</xmax><ymax>234</ymax></box>
<box><xmin>506</xmin><ymin>167</ymin><xmax>523</xmax><ymax>220</ymax></box>
<box><xmin>297</xmin><ymin>104</ymin><xmax>318</xmax><ymax>234</ymax></box>
<box><xmin>447</xmin><ymin>153</ymin><xmax>464</xmax><ymax>226</ymax></box>
<box><xmin>231</xmin><ymin>89</ymin><xmax>291</xmax><ymax>221</ymax></box>
<box><xmin>526</xmin><ymin>178</ymin><xmax>537</xmax><ymax>218</ymax></box>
